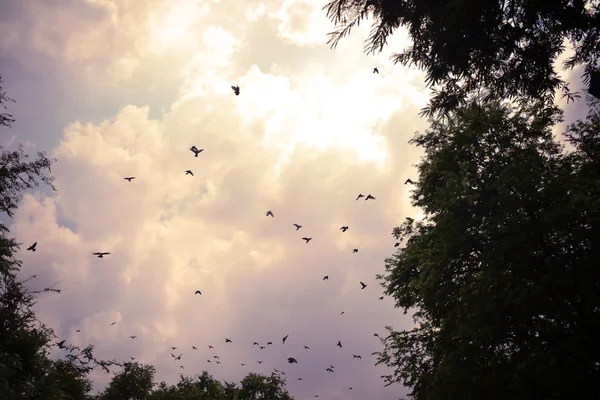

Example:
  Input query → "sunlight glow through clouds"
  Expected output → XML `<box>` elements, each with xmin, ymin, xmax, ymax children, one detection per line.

<box><xmin>6</xmin><ymin>0</ymin><xmax>431</xmax><ymax>398</ymax></box>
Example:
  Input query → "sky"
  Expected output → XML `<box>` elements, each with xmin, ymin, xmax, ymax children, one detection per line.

<box><xmin>0</xmin><ymin>0</ymin><xmax>590</xmax><ymax>399</ymax></box>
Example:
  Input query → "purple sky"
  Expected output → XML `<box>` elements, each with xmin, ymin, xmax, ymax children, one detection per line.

<box><xmin>0</xmin><ymin>0</ymin><xmax>588</xmax><ymax>399</ymax></box>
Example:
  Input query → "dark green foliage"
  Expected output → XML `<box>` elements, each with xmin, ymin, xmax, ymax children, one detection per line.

<box><xmin>375</xmin><ymin>101</ymin><xmax>600</xmax><ymax>400</ymax></box>
<box><xmin>324</xmin><ymin>0</ymin><xmax>600</xmax><ymax>118</ymax></box>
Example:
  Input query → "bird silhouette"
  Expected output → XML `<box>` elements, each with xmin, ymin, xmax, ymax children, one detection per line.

<box><xmin>129</xmin><ymin>336</ymin><xmax>136</xmax><ymax>339</ymax></box>
<box><xmin>365</xmin><ymin>194</ymin><xmax>375</xmax><ymax>200</ymax></box>
<box><xmin>323</xmin><ymin>276</ymin><xmax>328</xmax><ymax>280</ymax></box>
<box><xmin>373</xmin><ymin>67</ymin><xmax>379</xmax><ymax>74</ymax></box>
<box><xmin>215</xmin><ymin>361</ymin><xmax>221</xmax><ymax>364</ymax></box>
<box><xmin>379</xmin><ymin>296</ymin><xmax>384</xmax><ymax>300</ymax></box>
<box><xmin>253</xmin><ymin>342</ymin><xmax>259</xmax><ymax>346</ymax></box>
<box><xmin>267</xmin><ymin>342</ymin><xmax>272</xmax><ymax>345</ymax></box>
<box><xmin>192</xmin><ymin>346</ymin><xmax>197</xmax><ymax>350</ymax></box>
<box><xmin>341</xmin><ymin>311</ymin><xmax>345</xmax><ymax>315</ymax></box>
<box><xmin>208</xmin><ymin>345</ymin><xmax>214</xmax><ymax>349</ymax></box>
<box><xmin>93</xmin><ymin>252</ymin><xmax>110</xmax><ymax>258</ymax></box>
<box><xmin>353</xmin><ymin>248</ymin><xmax>358</xmax><ymax>253</ymax></box>
<box><xmin>298</xmin><ymin>378</ymin><xmax>303</xmax><ymax>381</ymax></box>
<box><xmin>260</xmin><ymin>346</ymin><xmax>266</xmax><ymax>349</ymax></box>
<box><xmin>266</xmin><ymin>210</ymin><xmax>274</xmax><ymax>217</ymax></box>
<box><xmin>171</xmin><ymin>347</ymin><xmax>177</xmax><ymax>350</ymax></box>
<box><xmin>180</xmin><ymin>365</ymin><xmax>184</xmax><ymax>369</ymax></box>
<box><xmin>213</xmin><ymin>355</ymin><xmax>220</xmax><ymax>359</ymax></box>
<box><xmin>340</xmin><ymin>226</ymin><xmax>349</xmax><ymax>232</ymax></box>
<box><xmin>124</xmin><ymin>177</ymin><xmax>135</xmax><ymax>182</ymax></box>
<box><xmin>76</xmin><ymin>329</ymin><xmax>80</xmax><ymax>332</ymax></box>
<box><xmin>405</xmin><ymin>178</ymin><xmax>414</xmax><ymax>185</ymax></box>
<box><xmin>337</xmin><ymin>341</ymin><xmax>342</xmax><ymax>348</ymax></box>
<box><xmin>394</xmin><ymin>242</ymin><xmax>400</xmax><ymax>247</ymax></box>
<box><xmin>110</xmin><ymin>322</ymin><xmax>116</xmax><ymax>326</ymax></box>
<box><xmin>241</xmin><ymin>363</ymin><xmax>246</xmax><ymax>366</ymax></box>
<box><xmin>185</xmin><ymin>170</ymin><xmax>194</xmax><ymax>176</ymax></box>
<box><xmin>303</xmin><ymin>345</ymin><xmax>310</xmax><ymax>349</ymax></box>
<box><xmin>374</xmin><ymin>333</ymin><xmax>380</xmax><ymax>337</ymax></box>
<box><xmin>356</xmin><ymin>193</ymin><xmax>365</xmax><ymax>200</ymax></box>
<box><xmin>130</xmin><ymin>357</ymin><xmax>135</xmax><ymax>360</ymax></box>
<box><xmin>287</xmin><ymin>357</ymin><xmax>298</xmax><ymax>364</ymax></box>
<box><xmin>302</xmin><ymin>237</ymin><xmax>312</xmax><ymax>243</ymax></box>
<box><xmin>282</xmin><ymin>335</ymin><xmax>289</xmax><ymax>344</ymax></box>
<box><xmin>326</xmin><ymin>368</ymin><xmax>334</xmax><ymax>373</ymax></box>
<box><xmin>27</xmin><ymin>242</ymin><xmax>37</xmax><ymax>251</ymax></box>
<box><xmin>258</xmin><ymin>361</ymin><xmax>263</xmax><ymax>364</ymax></box>
<box><xmin>360</xmin><ymin>281</ymin><xmax>367</xmax><ymax>289</ymax></box>
<box><xmin>189</xmin><ymin>145</ymin><xmax>204</xmax><ymax>157</ymax></box>
<box><xmin>293</xmin><ymin>223</ymin><xmax>302</xmax><ymax>230</ymax></box>
<box><xmin>207</xmin><ymin>359</ymin><xmax>211</xmax><ymax>363</ymax></box>
<box><xmin>174</xmin><ymin>354</ymin><xmax>182</xmax><ymax>361</ymax></box>
<box><xmin>353</xmin><ymin>354</ymin><xmax>362</xmax><ymax>359</ymax></box>
<box><xmin>231</xmin><ymin>85</ymin><xmax>240</xmax><ymax>96</ymax></box>
<box><xmin>225</xmin><ymin>338</ymin><xmax>232</xmax><ymax>343</ymax></box>
<box><xmin>194</xmin><ymin>290</ymin><xmax>202</xmax><ymax>295</ymax></box>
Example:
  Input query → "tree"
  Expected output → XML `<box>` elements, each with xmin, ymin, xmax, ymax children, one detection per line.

<box><xmin>374</xmin><ymin>100</ymin><xmax>600</xmax><ymax>400</ymax></box>
<box><xmin>237</xmin><ymin>372</ymin><xmax>293</xmax><ymax>400</ymax></box>
<box><xmin>0</xmin><ymin>74</ymin><xmax>15</xmax><ymax>128</ymax></box>
<box><xmin>324</xmin><ymin>0</ymin><xmax>600</xmax><ymax>118</ymax></box>
<box><xmin>99</xmin><ymin>362</ymin><xmax>156</xmax><ymax>400</ymax></box>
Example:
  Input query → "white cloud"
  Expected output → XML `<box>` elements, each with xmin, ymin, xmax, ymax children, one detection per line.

<box><xmin>7</xmin><ymin>1</ymin><xmax>432</xmax><ymax>398</ymax></box>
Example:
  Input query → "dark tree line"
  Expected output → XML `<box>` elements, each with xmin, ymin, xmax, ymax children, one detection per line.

<box><xmin>324</xmin><ymin>1</ymin><xmax>600</xmax><ymax>400</ymax></box>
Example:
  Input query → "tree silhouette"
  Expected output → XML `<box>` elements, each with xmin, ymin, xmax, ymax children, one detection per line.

<box><xmin>324</xmin><ymin>0</ymin><xmax>600</xmax><ymax>118</ymax></box>
<box><xmin>374</xmin><ymin>100</ymin><xmax>600</xmax><ymax>400</ymax></box>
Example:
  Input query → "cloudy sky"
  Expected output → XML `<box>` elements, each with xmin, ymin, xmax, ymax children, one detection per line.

<box><xmin>0</xmin><ymin>0</ymin><xmax>589</xmax><ymax>399</ymax></box>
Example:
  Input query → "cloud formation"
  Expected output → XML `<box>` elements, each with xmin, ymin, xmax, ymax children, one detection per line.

<box><xmin>4</xmin><ymin>0</ymin><xmax>437</xmax><ymax>398</ymax></box>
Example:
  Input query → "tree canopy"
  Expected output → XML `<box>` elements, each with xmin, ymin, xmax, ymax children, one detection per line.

<box><xmin>324</xmin><ymin>0</ymin><xmax>600</xmax><ymax>117</ymax></box>
<box><xmin>374</xmin><ymin>100</ymin><xmax>600</xmax><ymax>399</ymax></box>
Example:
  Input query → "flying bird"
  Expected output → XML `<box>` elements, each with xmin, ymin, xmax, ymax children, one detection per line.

<box><xmin>337</xmin><ymin>341</ymin><xmax>342</xmax><ymax>348</ymax></box>
<box><xmin>298</xmin><ymin>378</ymin><xmax>303</xmax><ymax>381</ymax></box>
<box><xmin>267</xmin><ymin>342</ymin><xmax>272</xmax><ymax>345</ymax></box>
<box><xmin>287</xmin><ymin>357</ymin><xmax>298</xmax><ymax>364</ymax></box>
<box><xmin>293</xmin><ymin>223</ymin><xmax>302</xmax><ymax>230</ymax></box>
<box><xmin>194</xmin><ymin>290</ymin><xmax>202</xmax><ymax>295</ymax></box>
<box><xmin>110</xmin><ymin>322</ymin><xmax>116</xmax><ymax>326</ymax></box>
<box><xmin>379</xmin><ymin>296</ymin><xmax>384</xmax><ymax>300</ymax></box>
<box><xmin>360</xmin><ymin>281</ymin><xmax>367</xmax><ymax>289</ymax></box>
<box><xmin>282</xmin><ymin>335</ymin><xmax>289</xmax><ymax>344</ymax></box>
<box><xmin>326</xmin><ymin>368</ymin><xmax>334</xmax><ymax>373</ymax></box>
<box><xmin>180</xmin><ymin>365</ymin><xmax>184</xmax><ymax>369</ymax></box>
<box><xmin>208</xmin><ymin>345</ymin><xmax>214</xmax><ymax>349</ymax></box>
<box><xmin>353</xmin><ymin>355</ymin><xmax>362</xmax><ymax>359</ymax></box>
<box><xmin>322</xmin><ymin>276</ymin><xmax>328</xmax><ymax>280</ymax></box>
<box><xmin>225</xmin><ymin>338</ymin><xmax>232</xmax><ymax>343</ymax></box>
<box><xmin>266</xmin><ymin>210</ymin><xmax>274</xmax><ymax>217</ymax></box>
<box><xmin>76</xmin><ymin>329</ymin><xmax>80</xmax><ymax>332</ymax></box>
<box><xmin>93</xmin><ymin>252</ymin><xmax>110</xmax><ymax>258</ymax></box>
<box><xmin>341</xmin><ymin>311</ymin><xmax>345</xmax><ymax>315</ymax></box>
<box><xmin>171</xmin><ymin>347</ymin><xmax>177</xmax><ymax>350</ymax></box>
<box><xmin>192</xmin><ymin>346</ymin><xmax>197</xmax><ymax>350</ymax></box>
<box><xmin>353</xmin><ymin>248</ymin><xmax>358</xmax><ymax>253</ymax></box>
<box><xmin>405</xmin><ymin>178</ymin><xmax>414</xmax><ymax>185</ymax></box>
<box><xmin>27</xmin><ymin>242</ymin><xmax>37</xmax><ymax>251</ymax></box>
<box><xmin>124</xmin><ymin>177</ymin><xmax>135</xmax><ymax>182</ymax></box>
<box><xmin>185</xmin><ymin>170</ymin><xmax>194</xmax><ymax>176</ymax></box>
<box><xmin>302</xmin><ymin>237</ymin><xmax>312</xmax><ymax>243</ymax></box>
<box><xmin>365</xmin><ymin>194</ymin><xmax>375</xmax><ymax>200</ymax></box>
<box><xmin>207</xmin><ymin>359</ymin><xmax>211</xmax><ymax>363</ymax></box>
<box><xmin>215</xmin><ymin>361</ymin><xmax>221</xmax><ymax>364</ymax></box>
<box><xmin>340</xmin><ymin>226</ymin><xmax>348</xmax><ymax>232</ymax></box>
<box><xmin>258</xmin><ymin>361</ymin><xmax>264</xmax><ymax>364</ymax></box>
<box><xmin>231</xmin><ymin>85</ymin><xmax>240</xmax><ymax>96</ymax></box>
<box><xmin>174</xmin><ymin>354</ymin><xmax>182</xmax><ymax>361</ymax></box>
<box><xmin>374</xmin><ymin>333</ymin><xmax>380</xmax><ymax>337</ymax></box>
<box><xmin>260</xmin><ymin>346</ymin><xmax>266</xmax><ymax>349</ymax></box>
<box><xmin>303</xmin><ymin>345</ymin><xmax>310</xmax><ymax>349</ymax></box>
<box><xmin>253</xmin><ymin>342</ymin><xmax>259</xmax><ymax>346</ymax></box>
<box><xmin>356</xmin><ymin>193</ymin><xmax>365</xmax><ymax>200</ymax></box>
<box><xmin>130</xmin><ymin>357</ymin><xmax>136</xmax><ymax>360</ymax></box>
<box><xmin>241</xmin><ymin>363</ymin><xmax>246</xmax><ymax>366</ymax></box>
<box><xmin>189</xmin><ymin>146</ymin><xmax>204</xmax><ymax>157</ymax></box>
<box><xmin>373</xmin><ymin>67</ymin><xmax>379</xmax><ymax>74</ymax></box>
<box><xmin>129</xmin><ymin>336</ymin><xmax>137</xmax><ymax>339</ymax></box>
<box><xmin>213</xmin><ymin>356</ymin><xmax>220</xmax><ymax>359</ymax></box>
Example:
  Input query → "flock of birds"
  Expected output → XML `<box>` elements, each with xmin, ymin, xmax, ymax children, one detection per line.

<box><xmin>23</xmin><ymin>73</ymin><xmax>417</xmax><ymax>399</ymax></box>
